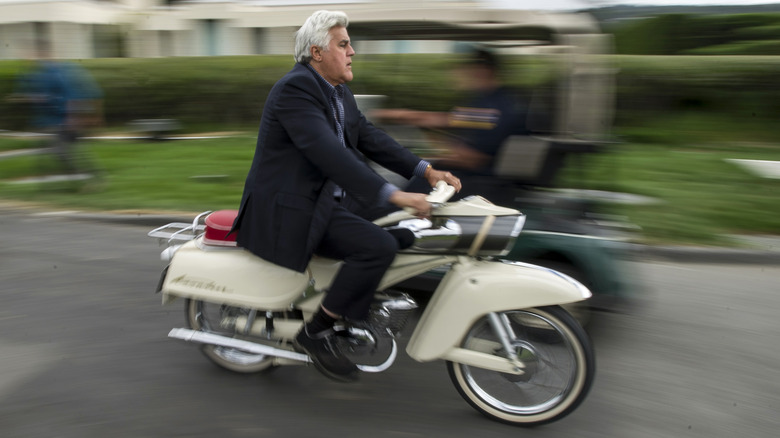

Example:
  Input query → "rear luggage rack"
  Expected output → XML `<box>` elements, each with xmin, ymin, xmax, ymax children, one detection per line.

<box><xmin>148</xmin><ymin>211</ymin><xmax>210</xmax><ymax>244</ymax></box>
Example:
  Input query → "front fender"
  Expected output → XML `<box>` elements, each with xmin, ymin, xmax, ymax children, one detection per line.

<box><xmin>406</xmin><ymin>257</ymin><xmax>591</xmax><ymax>362</ymax></box>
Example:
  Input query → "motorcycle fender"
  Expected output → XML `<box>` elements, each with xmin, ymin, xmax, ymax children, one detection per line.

<box><xmin>155</xmin><ymin>265</ymin><xmax>180</xmax><ymax>305</ymax></box>
<box><xmin>406</xmin><ymin>258</ymin><xmax>591</xmax><ymax>362</ymax></box>
<box><xmin>160</xmin><ymin>239</ymin><xmax>309</xmax><ymax>310</ymax></box>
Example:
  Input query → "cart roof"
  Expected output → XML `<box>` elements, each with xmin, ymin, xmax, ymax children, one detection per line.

<box><xmin>346</xmin><ymin>8</ymin><xmax>601</xmax><ymax>43</ymax></box>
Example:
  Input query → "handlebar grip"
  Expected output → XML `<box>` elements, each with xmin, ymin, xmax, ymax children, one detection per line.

<box><xmin>402</xmin><ymin>182</ymin><xmax>456</xmax><ymax>216</ymax></box>
<box><xmin>427</xmin><ymin>181</ymin><xmax>456</xmax><ymax>204</ymax></box>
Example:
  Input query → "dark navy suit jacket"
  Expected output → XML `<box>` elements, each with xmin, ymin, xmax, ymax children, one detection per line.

<box><xmin>233</xmin><ymin>63</ymin><xmax>421</xmax><ymax>273</ymax></box>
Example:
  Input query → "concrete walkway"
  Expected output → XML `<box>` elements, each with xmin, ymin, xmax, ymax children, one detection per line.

<box><xmin>0</xmin><ymin>148</ymin><xmax>52</xmax><ymax>160</ymax></box>
<box><xmin>726</xmin><ymin>158</ymin><xmax>780</xmax><ymax>180</ymax></box>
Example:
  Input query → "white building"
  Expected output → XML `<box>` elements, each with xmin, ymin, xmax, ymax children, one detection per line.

<box><xmin>0</xmin><ymin>0</ymin><xmax>132</xmax><ymax>59</ymax></box>
<box><xmin>0</xmin><ymin>0</ymin><xmax>597</xmax><ymax>59</ymax></box>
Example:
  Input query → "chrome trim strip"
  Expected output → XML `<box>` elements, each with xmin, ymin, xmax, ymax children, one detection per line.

<box><xmin>521</xmin><ymin>229</ymin><xmax>630</xmax><ymax>242</ymax></box>
<box><xmin>355</xmin><ymin>339</ymin><xmax>398</xmax><ymax>373</ymax></box>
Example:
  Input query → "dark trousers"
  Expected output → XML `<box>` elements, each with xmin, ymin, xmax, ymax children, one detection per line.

<box><xmin>314</xmin><ymin>203</ymin><xmax>398</xmax><ymax>321</ymax></box>
<box><xmin>45</xmin><ymin>127</ymin><xmax>80</xmax><ymax>173</ymax></box>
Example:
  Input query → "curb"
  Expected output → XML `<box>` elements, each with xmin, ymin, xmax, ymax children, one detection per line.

<box><xmin>63</xmin><ymin>212</ymin><xmax>196</xmax><ymax>228</ymax></box>
<box><xmin>6</xmin><ymin>205</ymin><xmax>780</xmax><ymax>265</ymax></box>
<box><xmin>630</xmin><ymin>244</ymin><xmax>780</xmax><ymax>265</ymax></box>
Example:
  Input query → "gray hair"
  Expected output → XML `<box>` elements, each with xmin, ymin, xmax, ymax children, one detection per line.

<box><xmin>294</xmin><ymin>10</ymin><xmax>349</xmax><ymax>64</ymax></box>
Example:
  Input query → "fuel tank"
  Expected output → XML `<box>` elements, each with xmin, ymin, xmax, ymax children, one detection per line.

<box><xmin>161</xmin><ymin>238</ymin><xmax>309</xmax><ymax>310</ymax></box>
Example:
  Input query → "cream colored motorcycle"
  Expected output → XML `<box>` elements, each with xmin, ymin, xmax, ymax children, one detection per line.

<box><xmin>148</xmin><ymin>183</ymin><xmax>595</xmax><ymax>426</ymax></box>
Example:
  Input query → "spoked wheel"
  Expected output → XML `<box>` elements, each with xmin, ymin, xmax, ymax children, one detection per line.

<box><xmin>185</xmin><ymin>299</ymin><xmax>276</xmax><ymax>373</ymax></box>
<box><xmin>447</xmin><ymin>306</ymin><xmax>595</xmax><ymax>426</ymax></box>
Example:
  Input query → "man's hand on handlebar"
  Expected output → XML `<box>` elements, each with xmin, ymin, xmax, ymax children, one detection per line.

<box><xmin>424</xmin><ymin>166</ymin><xmax>462</xmax><ymax>193</ymax></box>
<box><xmin>388</xmin><ymin>165</ymin><xmax>460</xmax><ymax>218</ymax></box>
<box><xmin>389</xmin><ymin>191</ymin><xmax>432</xmax><ymax>219</ymax></box>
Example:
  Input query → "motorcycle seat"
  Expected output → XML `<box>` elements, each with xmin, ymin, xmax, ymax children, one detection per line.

<box><xmin>203</xmin><ymin>209</ymin><xmax>239</xmax><ymax>246</ymax></box>
<box><xmin>201</xmin><ymin>209</ymin><xmax>415</xmax><ymax>249</ymax></box>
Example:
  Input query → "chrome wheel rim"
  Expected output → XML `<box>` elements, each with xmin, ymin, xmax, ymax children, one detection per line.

<box><xmin>459</xmin><ymin>310</ymin><xmax>580</xmax><ymax>415</ymax></box>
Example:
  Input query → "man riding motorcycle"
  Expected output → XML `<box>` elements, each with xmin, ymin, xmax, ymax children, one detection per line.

<box><xmin>230</xmin><ymin>10</ymin><xmax>461</xmax><ymax>382</ymax></box>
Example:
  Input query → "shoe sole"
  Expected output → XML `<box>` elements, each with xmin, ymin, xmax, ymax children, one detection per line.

<box><xmin>293</xmin><ymin>340</ymin><xmax>359</xmax><ymax>383</ymax></box>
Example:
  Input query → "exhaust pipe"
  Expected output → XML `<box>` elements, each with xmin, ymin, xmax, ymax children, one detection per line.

<box><xmin>168</xmin><ymin>328</ymin><xmax>311</xmax><ymax>363</ymax></box>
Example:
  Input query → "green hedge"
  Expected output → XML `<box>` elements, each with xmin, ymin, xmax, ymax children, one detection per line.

<box><xmin>611</xmin><ymin>55</ymin><xmax>780</xmax><ymax>117</ymax></box>
<box><xmin>0</xmin><ymin>55</ymin><xmax>464</xmax><ymax>131</ymax></box>
<box><xmin>0</xmin><ymin>60</ymin><xmax>30</xmax><ymax>131</ymax></box>
<box><xmin>1</xmin><ymin>55</ymin><xmax>779</xmax><ymax>144</ymax></box>
<box><xmin>683</xmin><ymin>39</ymin><xmax>780</xmax><ymax>55</ymax></box>
<box><xmin>609</xmin><ymin>12</ymin><xmax>780</xmax><ymax>55</ymax></box>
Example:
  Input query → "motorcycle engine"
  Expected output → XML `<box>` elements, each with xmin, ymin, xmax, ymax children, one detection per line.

<box><xmin>335</xmin><ymin>292</ymin><xmax>418</xmax><ymax>369</ymax></box>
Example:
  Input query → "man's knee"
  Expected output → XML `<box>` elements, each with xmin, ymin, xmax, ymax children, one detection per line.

<box><xmin>367</xmin><ymin>229</ymin><xmax>398</xmax><ymax>263</ymax></box>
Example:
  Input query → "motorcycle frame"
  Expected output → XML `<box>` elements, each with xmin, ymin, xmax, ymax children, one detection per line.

<box><xmin>158</xmin><ymin>240</ymin><xmax>590</xmax><ymax>372</ymax></box>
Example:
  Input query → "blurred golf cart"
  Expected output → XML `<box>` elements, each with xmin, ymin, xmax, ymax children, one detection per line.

<box><xmin>349</xmin><ymin>7</ymin><xmax>640</xmax><ymax>317</ymax></box>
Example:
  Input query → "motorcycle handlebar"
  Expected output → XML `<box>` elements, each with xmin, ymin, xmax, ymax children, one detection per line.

<box><xmin>427</xmin><ymin>181</ymin><xmax>456</xmax><ymax>204</ymax></box>
<box><xmin>403</xmin><ymin>181</ymin><xmax>456</xmax><ymax>215</ymax></box>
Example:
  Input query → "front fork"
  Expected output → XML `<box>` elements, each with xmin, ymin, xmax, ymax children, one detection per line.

<box><xmin>487</xmin><ymin>312</ymin><xmax>526</xmax><ymax>372</ymax></box>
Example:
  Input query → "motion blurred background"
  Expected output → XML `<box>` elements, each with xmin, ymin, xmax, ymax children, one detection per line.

<box><xmin>1</xmin><ymin>4</ymin><xmax>779</xmax><ymax>435</ymax></box>
<box><xmin>1</xmin><ymin>0</ymin><xmax>779</xmax><ymax>247</ymax></box>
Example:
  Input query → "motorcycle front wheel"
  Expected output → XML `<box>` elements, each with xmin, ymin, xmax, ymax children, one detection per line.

<box><xmin>447</xmin><ymin>306</ymin><xmax>595</xmax><ymax>426</ymax></box>
<box><xmin>185</xmin><ymin>299</ymin><xmax>276</xmax><ymax>373</ymax></box>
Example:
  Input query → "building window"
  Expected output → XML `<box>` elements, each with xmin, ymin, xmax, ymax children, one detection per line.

<box><xmin>203</xmin><ymin>19</ymin><xmax>219</xmax><ymax>56</ymax></box>
<box><xmin>160</xmin><ymin>30</ymin><xmax>173</xmax><ymax>57</ymax></box>
<box><xmin>33</xmin><ymin>22</ymin><xmax>51</xmax><ymax>56</ymax></box>
<box><xmin>253</xmin><ymin>28</ymin><xmax>265</xmax><ymax>54</ymax></box>
<box><xmin>94</xmin><ymin>24</ymin><xmax>125</xmax><ymax>58</ymax></box>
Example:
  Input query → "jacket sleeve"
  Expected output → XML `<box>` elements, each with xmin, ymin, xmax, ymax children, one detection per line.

<box><xmin>351</xmin><ymin>110</ymin><xmax>423</xmax><ymax>180</ymax></box>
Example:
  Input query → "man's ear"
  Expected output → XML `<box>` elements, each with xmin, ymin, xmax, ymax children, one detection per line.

<box><xmin>310</xmin><ymin>45</ymin><xmax>321</xmax><ymax>62</ymax></box>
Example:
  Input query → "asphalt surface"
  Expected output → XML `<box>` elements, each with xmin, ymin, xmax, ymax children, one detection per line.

<box><xmin>1</xmin><ymin>209</ymin><xmax>778</xmax><ymax>438</ymax></box>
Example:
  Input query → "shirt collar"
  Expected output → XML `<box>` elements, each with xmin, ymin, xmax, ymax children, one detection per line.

<box><xmin>305</xmin><ymin>63</ymin><xmax>344</xmax><ymax>99</ymax></box>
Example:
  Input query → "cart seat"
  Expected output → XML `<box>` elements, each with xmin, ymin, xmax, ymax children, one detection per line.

<box><xmin>203</xmin><ymin>209</ymin><xmax>239</xmax><ymax>246</ymax></box>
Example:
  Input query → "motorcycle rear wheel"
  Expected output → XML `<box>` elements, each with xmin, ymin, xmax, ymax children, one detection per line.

<box><xmin>185</xmin><ymin>299</ymin><xmax>276</xmax><ymax>373</ymax></box>
<box><xmin>447</xmin><ymin>306</ymin><xmax>595</xmax><ymax>426</ymax></box>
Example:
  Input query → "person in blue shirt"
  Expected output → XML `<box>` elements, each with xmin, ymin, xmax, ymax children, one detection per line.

<box><xmin>373</xmin><ymin>48</ymin><xmax>529</xmax><ymax>199</ymax></box>
<box><xmin>9</xmin><ymin>42</ymin><xmax>103</xmax><ymax>173</ymax></box>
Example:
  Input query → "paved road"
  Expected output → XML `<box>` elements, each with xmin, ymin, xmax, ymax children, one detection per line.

<box><xmin>1</xmin><ymin>210</ymin><xmax>778</xmax><ymax>437</ymax></box>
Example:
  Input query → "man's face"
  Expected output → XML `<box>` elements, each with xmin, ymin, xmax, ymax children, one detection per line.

<box><xmin>453</xmin><ymin>64</ymin><xmax>489</xmax><ymax>91</ymax></box>
<box><xmin>313</xmin><ymin>26</ymin><xmax>355</xmax><ymax>86</ymax></box>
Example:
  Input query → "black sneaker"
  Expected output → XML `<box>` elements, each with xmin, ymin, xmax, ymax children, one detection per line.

<box><xmin>294</xmin><ymin>327</ymin><xmax>359</xmax><ymax>382</ymax></box>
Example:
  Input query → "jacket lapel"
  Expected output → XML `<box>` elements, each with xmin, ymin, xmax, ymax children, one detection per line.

<box><xmin>299</xmin><ymin>63</ymin><xmax>343</xmax><ymax>144</ymax></box>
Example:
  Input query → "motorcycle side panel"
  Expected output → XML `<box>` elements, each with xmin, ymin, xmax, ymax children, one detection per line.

<box><xmin>161</xmin><ymin>239</ymin><xmax>309</xmax><ymax>310</ymax></box>
<box><xmin>406</xmin><ymin>258</ymin><xmax>591</xmax><ymax>362</ymax></box>
<box><xmin>307</xmin><ymin>253</ymin><xmax>458</xmax><ymax>291</ymax></box>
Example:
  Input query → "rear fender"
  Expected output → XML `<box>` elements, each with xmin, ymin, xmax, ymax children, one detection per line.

<box><xmin>156</xmin><ymin>265</ymin><xmax>180</xmax><ymax>305</ymax></box>
<box><xmin>156</xmin><ymin>265</ymin><xmax>169</xmax><ymax>294</ymax></box>
<box><xmin>160</xmin><ymin>239</ymin><xmax>309</xmax><ymax>310</ymax></box>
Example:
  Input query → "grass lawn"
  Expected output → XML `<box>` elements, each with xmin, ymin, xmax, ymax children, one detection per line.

<box><xmin>0</xmin><ymin>135</ymin><xmax>255</xmax><ymax>212</ymax></box>
<box><xmin>557</xmin><ymin>141</ymin><xmax>780</xmax><ymax>245</ymax></box>
<box><xmin>1</xmin><ymin>132</ymin><xmax>779</xmax><ymax>246</ymax></box>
